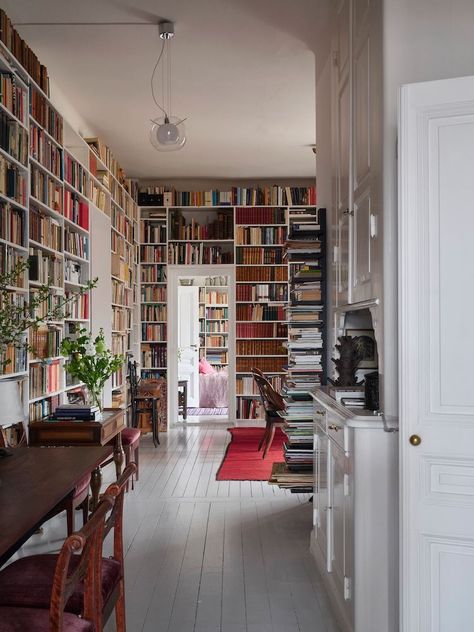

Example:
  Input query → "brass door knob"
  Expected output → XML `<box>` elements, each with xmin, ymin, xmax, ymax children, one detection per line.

<box><xmin>409</xmin><ymin>434</ymin><xmax>422</xmax><ymax>446</ymax></box>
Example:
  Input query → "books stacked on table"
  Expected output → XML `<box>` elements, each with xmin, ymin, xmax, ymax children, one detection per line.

<box><xmin>51</xmin><ymin>404</ymin><xmax>102</xmax><ymax>421</ymax></box>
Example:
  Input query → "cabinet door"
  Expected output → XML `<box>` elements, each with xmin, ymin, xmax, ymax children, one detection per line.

<box><xmin>331</xmin><ymin>439</ymin><xmax>347</xmax><ymax>594</ymax></box>
<box><xmin>350</xmin><ymin>0</ymin><xmax>382</xmax><ymax>302</ymax></box>
<box><xmin>316</xmin><ymin>428</ymin><xmax>332</xmax><ymax>572</ymax></box>
<box><xmin>334</xmin><ymin>0</ymin><xmax>352</xmax><ymax>306</ymax></box>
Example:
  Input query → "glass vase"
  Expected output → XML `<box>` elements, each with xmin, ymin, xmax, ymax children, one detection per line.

<box><xmin>84</xmin><ymin>386</ymin><xmax>103</xmax><ymax>412</ymax></box>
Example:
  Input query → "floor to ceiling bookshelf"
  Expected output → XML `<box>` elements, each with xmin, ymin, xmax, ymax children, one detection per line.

<box><xmin>138</xmin><ymin>197</ymin><xmax>324</xmax><ymax>421</ymax></box>
<box><xmin>0</xmin><ymin>36</ymin><xmax>139</xmax><ymax>424</ymax></box>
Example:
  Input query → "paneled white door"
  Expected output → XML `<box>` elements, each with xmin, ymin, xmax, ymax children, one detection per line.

<box><xmin>177</xmin><ymin>285</ymin><xmax>200</xmax><ymax>407</ymax></box>
<box><xmin>399</xmin><ymin>75</ymin><xmax>474</xmax><ymax>631</ymax></box>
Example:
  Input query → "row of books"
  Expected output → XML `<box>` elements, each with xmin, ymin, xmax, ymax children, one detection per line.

<box><xmin>235</xmin><ymin>398</ymin><xmax>262</xmax><ymax>419</ymax></box>
<box><xmin>235</xmin><ymin>226</ymin><xmax>286</xmax><ymax>245</ymax></box>
<box><xmin>112</xmin><ymin>307</ymin><xmax>131</xmax><ymax>331</ymax></box>
<box><xmin>205</xmin><ymin>335</ymin><xmax>228</xmax><ymax>348</ymax></box>
<box><xmin>140</xmin><ymin>245</ymin><xmax>166</xmax><ymax>263</ymax></box>
<box><xmin>111</xmin><ymin>255</ymin><xmax>132</xmax><ymax>287</ymax></box>
<box><xmin>204</xmin><ymin>290</ymin><xmax>228</xmax><ymax>305</ymax></box>
<box><xmin>64</xmin><ymin>291</ymin><xmax>89</xmax><ymax>321</ymax></box>
<box><xmin>206</xmin><ymin>351</ymin><xmax>228</xmax><ymax>364</ymax></box>
<box><xmin>29</xmin><ymin>394</ymin><xmax>60</xmax><ymax>422</ymax></box>
<box><xmin>30</xmin><ymin>123</ymin><xmax>63</xmax><ymax>179</ymax></box>
<box><xmin>236</xmin><ymin>339</ymin><xmax>286</xmax><ymax>356</ymax></box>
<box><xmin>205</xmin><ymin>321</ymin><xmax>228</xmax><ymax>333</ymax></box>
<box><xmin>141</xmin><ymin>323</ymin><xmax>167</xmax><ymax>341</ymax></box>
<box><xmin>30</xmin><ymin>88</ymin><xmax>63</xmax><ymax>144</ymax></box>
<box><xmin>112</xmin><ymin>280</ymin><xmax>132</xmax><ymax>307</ymax></box>
<box><xmin>236</xmin><ymin>322</ymin><xmax>287</xmax><ymax>338</ymax></box>
<box><xmin>140</xmin><ymin>265</ymin><xmax>166</xmax><ymax>283</ymax></box>
<box><xmin>141</xmin><ymin>305</ymin><xmax>167</xmax><ymax>322</ymax></box>
<box><xmin>236</xmin><ymin>247</ymin><xmax>284</xmax><ymax>265</ymax></box>
<box><xmin>169</xmin><ymin>211</ymin><xmax>233</xmax><ymax>240</ymax></box>
<box><xmin>29</xmin><ymin>326</ymin><xmax>61</xmax><ymax>359</ymax></box>
<box><xmin>0</xmin><ymin>72</ymin><xmax>27</xmax><ymax>125</ymax></box>
<box><xmin>65</xmin><ymin>229</ymin><xmax>89</xmax><ymax>260</ymax></box>
<box><xmin>236</xmin><ymin>266</ymin><xmax>287</xmax><ymax>282</ymax></box>
<box><xmin>236</xmin><ymin>206</ymin><xmax>286</xmax><ymax>225</ymax></box>
<box><xmin>0</xmin><ymin>156</ymin><xmax>27</xmax><ymax>205</ymax></box>
<box><xmin>89</xmin><ymin>180</ymin><xmax>107</xmax><ymax>212</ymax></box>
<box><xmin>29</xmin><ymin>207</ymin><xmax>61</xmax><ymax>251</ymax></box>
<box><xmin>0</xmin><ymin>9</ymin><xmax>50</xmax><ymax>94</ymax></box>
<box><xmin>168</xmin><ymin>243</ymin><xmax>233</xmax><ymax>265</ymax></box>
<box><xmin>30</xmin><ymin>165</ymin><xmax>62</xmax><ymax>212</ymax></box>
<box><xmin>0</xmin><ymin>201</ymin><xmax>25</xmax><ymax>246</ymax></box>
<box><xmin>64</xmin><ymin>152</ymin><xmax>88</xmax><ymax>195</ymax></box>
<box><xmin>29</xmin><ymin>359</ymin><xmax>61</xmax><ymax>399</ymax></box>
<box><xmin>141</xmin><ymin>344</ymin><xmax>167</xmax><ymax>368</ymax></box>
<box><xmin>236</xmin><ymin>304</ymin><xmax>286</xmax><ymax>321</ymax></box>
<box><xmin>0</xmin><ymin>245</ymin><xmax>26</xmax><ymax>281</ymax></box>
<box><xmin>139</xmin><ymin>186</ymin><xmax>316</xmax><ymax>208</ymax></box>
<box><xmin>141</xmin><ymin>286</ymin><xmax>166</xmax><ymax>303</ymax></box>
<box><xmin>0</xmin><ymin>112</ymin><xmax>28</xmax><ymax>165</ymax></box>
<box><xmin>29</xmin><ymin>248</ymin><xmax>63</xmax><ymax>286</ymax></box>
<box><xmin>111</xmin><ymin>231</ymin><xmax>133</xmax><ymax>263</ymax></box>
<box><xmin>111</xmin><ymin>206</ymin><xmax>134</xmax><ymax>242</ymax></box>
<box><xmin>85</xmin><ymin>137</ymin><xmax>129</xmax><ymax>188</ymax></box>
<box><xmin>140</xmin><ymin>219</ymin><xmax>166</xmax><ymax>244</ymax></box>
<box><xmin>111</xmin><ymin>365</ymin><xmax>125</xmax><ymax>389</ymax></box>
<box><xmin>30</xmin><ymin>289</ymin><xmax>60</xmax><ymax>319</ymax></box>
<box><xmin>206</xmin><ymin>307</ymin><xmax>228</xmax><ymax>319</ymax></box>
<box><xmin>236</xmin><ymin>374</ymin><xmax>284</xmax><ymax>396</ymax></box>
<box><xmin>0</xmin><ymin>342</ymin><xmax>27</xmax><ymax>375</ymax></box>
<box><xmin>63</xmin><ymin>191</ymin><xmax>89</xmax><ymax>230</ymax></box>
<box><xmin>236</xmin><ymin>357</ymin><xmax>286</xmax><ymax>373</ymax></box>
<box><xmin>236</xmin><ymin>283</ymin><xmax>288</xmax><ymax>302</ymax></box>
<box><xmin>64</xmin><ymin>259</ymin><xmax>84</xmax><ymax>285</ymax></box>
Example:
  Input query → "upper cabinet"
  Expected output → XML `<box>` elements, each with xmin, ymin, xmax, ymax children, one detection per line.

<box><xmin>333</xmin><ymin>0</ymin><xmax>382</xmax><ymax>307</ymax></box>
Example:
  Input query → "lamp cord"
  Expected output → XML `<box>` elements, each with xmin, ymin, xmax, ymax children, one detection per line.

<box><xmin>150</xmin><ymin>36</ymin><xmax>168</xmax><ymax>119</ymax></box>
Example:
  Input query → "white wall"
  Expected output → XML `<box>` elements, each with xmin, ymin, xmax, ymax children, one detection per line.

<box><xmin>382</xmin><ymin>0</ymin><xmax>474</xmax><ymax>419</ymax></box>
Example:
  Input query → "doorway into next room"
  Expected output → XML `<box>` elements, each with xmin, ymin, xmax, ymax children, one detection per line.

<box><xmin>167</xmin><ymin>266</ymin><xmax>236</xmax><ymax>425</ymax></box>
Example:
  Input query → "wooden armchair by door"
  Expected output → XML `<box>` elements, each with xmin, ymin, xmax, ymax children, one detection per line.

<box><xmin>128</xmin><ymin>360</ymin><xmax>160</xmax><ymax>447</ymax></box>
<box><xmin>251</xmin><ymin>368</ymin><xmax>286</xmax><ymax>458</ymax></box>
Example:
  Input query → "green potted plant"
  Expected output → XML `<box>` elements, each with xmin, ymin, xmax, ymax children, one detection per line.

<box><xmin>60</xmin><ymin>328</ymin><xmax>124</xmax><ymax>412</ymax></box>
<box><xmin>0</xmin><ymin>260</ymin><xmax>97</xmax><ymax>372</ymax></box>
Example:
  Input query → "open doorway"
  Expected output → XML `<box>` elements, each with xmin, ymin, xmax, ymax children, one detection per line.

<box><xmin>167</xmin><ymin>265</ymin><xmax>235</xmax><ymax>425</ymax></box>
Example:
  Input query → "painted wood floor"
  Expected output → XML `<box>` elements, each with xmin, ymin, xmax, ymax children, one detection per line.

<box><xmin>17</xmin><ymin>423</ymin><xmax>341</xmax><ymax>632</ymax></box>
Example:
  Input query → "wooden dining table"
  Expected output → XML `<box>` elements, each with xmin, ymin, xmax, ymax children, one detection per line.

<box><xmin>0</xmin><ymin>445</ymin><xmax>112</xmax><ymax>567</ymax></box>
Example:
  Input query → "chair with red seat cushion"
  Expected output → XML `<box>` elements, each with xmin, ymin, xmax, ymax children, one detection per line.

<box><xmin>119</xmin><ymin>427</ymin><xmax>140</xmax><ymax>490</ymax></box>
<box><xmin>0</xmin><ymin>493</ymin><xmax>113</xmax><ymax>632</ymax></box>
<box><xmin>0</xmin><ymin>464</ymin><xmax>136</xmax><ymax>632</ymax></box>
<box><xmin>47</xmin><ymin>471</ymin><xmax>91</xmax><ymax>536</ymax></box>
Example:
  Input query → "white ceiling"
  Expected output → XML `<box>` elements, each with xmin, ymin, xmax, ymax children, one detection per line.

<box><xmin>6</xmin><ymin>0</ymin><xmax>332</xmax><ymax>180</ymax></box>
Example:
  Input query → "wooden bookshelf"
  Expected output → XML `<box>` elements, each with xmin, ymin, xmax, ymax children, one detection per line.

<box><xmin>198</xmin><ymin>280</ymin><xmax>229</xmax><ymax>369</ymax></box>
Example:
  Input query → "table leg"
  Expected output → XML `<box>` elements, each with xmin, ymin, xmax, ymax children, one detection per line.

<box><xmin>183</xmin><ymin>382</ymin><xmax>188</xmax><ymax>420</ymax></box>
<box><xmin>90</xmin><ymin>466</ymin><xmax>102</xmax><ymax>513</ymax></box>
<box><xmin>114</xmin><ymin>432</ymin><xmax>124</xmax><ymax>480</ymax></box>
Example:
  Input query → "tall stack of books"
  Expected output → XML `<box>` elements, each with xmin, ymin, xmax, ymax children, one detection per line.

<box><xmin>284</xmin><ymin>208</ymin><xmax>326</xmax><ymax>391</ymax></box>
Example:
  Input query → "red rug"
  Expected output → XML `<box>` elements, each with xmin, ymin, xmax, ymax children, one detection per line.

<box><xmin>216</xmin><ymin>427</ymin><xmax>286</xmax><ymax>481</ymax></box>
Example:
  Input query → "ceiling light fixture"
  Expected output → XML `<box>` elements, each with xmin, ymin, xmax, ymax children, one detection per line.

<box><xmin>149</xmin><ymin>21</ymin><xmax>187</xmax><ymax>152</ymax></box>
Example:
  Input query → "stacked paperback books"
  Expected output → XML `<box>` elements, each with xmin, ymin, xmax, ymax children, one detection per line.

<box><xmin>52</xmin><ymin>404</ymin><xmax>101</xmax><ymax>421</ymax></box>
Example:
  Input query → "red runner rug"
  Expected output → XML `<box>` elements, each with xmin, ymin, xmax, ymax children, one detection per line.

<box><xmin>216</xmin><ymin>427</ymin><xmax>286</xmax><ymax>481</ymax></box>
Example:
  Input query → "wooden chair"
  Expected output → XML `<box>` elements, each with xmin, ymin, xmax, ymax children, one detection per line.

<box><xmin>0</xmin><ymin>464</ymin><xmax>136</xmax><ymax>632</ymax></box>
<box><xmin>128</xmin><ymin>359</ymin><xmax>160</xmax><ymax>447</ymax></box>
<box><xmin>0</xmin><ymin>493</ymin><xmax>113</xmax><ymax>632</ymax></box>
<box><xmin>45</xmin><ymin>472</ymin><xmax>91</xmax><ymax>536</ymax></box>
<box><xmin>251</xmin><ymin>368</ymin><xmax>286</xmax><ymax>459</ymax></box>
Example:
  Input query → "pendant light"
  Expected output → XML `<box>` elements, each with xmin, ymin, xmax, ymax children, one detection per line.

<box><xmin>149</xmin><ymin>21</ymin><xmax>187</xmax><ymax>151</ymax></box>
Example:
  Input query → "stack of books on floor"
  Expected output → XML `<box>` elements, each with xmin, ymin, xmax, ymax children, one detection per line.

<box><xmin>269</xmin><ymin>385</ymin><xmax>314</xmax><ymax>493</ymax></box>
<box><xmin>49</xmin><ymin>404</ymin><xmax>102</xmax><ymax>421</ymax></box>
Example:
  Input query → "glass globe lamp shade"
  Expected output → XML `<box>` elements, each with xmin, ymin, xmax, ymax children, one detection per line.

<box><xmin>150</xmin><ymin>117</ymin><xmax>186</xmax><ymax>151</ymax></box>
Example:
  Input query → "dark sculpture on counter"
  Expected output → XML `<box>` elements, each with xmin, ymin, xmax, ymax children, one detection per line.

<box><xmin>329</xmin><ymin>335</ymin><xmax>364</xmax><ymax>386</ymax></box>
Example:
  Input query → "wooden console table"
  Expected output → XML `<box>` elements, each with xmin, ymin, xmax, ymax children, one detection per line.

<box><xmin>28</xmin><ymin>408</ymin><xmax>125</xmax><ymax>510</ymax></box>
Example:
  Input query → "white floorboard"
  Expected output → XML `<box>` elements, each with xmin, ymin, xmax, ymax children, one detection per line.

<box><xmin>11</xmin><ymin>423</ymin><xmax>340</xmax><ymax>631</ymax></box>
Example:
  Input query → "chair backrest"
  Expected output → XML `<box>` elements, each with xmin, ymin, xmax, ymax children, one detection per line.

<box><xmin>128</xmin><ymin>360</ymin><xmax>139</xmax><ymax>398</ymax></box>
<box><xmin>251</xmin><ymin>368</ymin><xmax>285</xmax><ymax>412</ymax></box>
<box><xmin>49</xmin><ymin>493</ymin><xmax>114</xmax><ymax>632</ymax></box>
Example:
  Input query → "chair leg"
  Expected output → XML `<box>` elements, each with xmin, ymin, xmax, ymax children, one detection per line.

<box><xmin>258</xmin><ymin>419</ymin><xmax>272</xmax><ymax>451</ymax></box>
<box><xmin>263</xmin><ymin>424</ymin><xmax>276</xmax><ymax>459</ymax></box>
<box><xmin>82</xmin><ymin>495</ymin><xmax>89</xmax><ymax>526</ymax></box>
<box><xmin>134</xmin><ymin>444</ymin><xmax>139</xmax><ymax>482</ymax></box>
<box><xmin>66</xmin><ymin>500</ymin><xmax>74</xmax><ymax>537</ymax></box>
<box><xmin>123</xmin><ymin>445</ymin><xmax>131</xmax><ymax>492</ymax></box>
<box><xmin>114</xmin><ymin>579</ymin><xmax>126</xmax><ymax>632</ymax></box>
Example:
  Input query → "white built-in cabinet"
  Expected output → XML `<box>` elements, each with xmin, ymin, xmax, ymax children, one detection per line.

<box><xmin>333</xmin><ymin>0</ymin><xmax>382</xmax><ymax>307</ymax></box>
<box><xmin>311</xmin><ymin>388</ymin><xmax>398</xmax><ymax>632</ymax></box>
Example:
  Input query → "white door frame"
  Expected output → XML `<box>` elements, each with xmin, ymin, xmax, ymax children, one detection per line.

<box><xmin>167</xmin><ymin>264</ymin><xmax>236</xmax><ymax>426</ymax></box>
